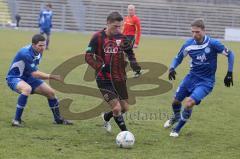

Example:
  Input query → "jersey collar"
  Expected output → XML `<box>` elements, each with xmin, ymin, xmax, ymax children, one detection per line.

<box><xmin>30</xmin><ymin>45</ymin><xmax>41</xmax><ymax>60</ymax></box>
<box><xmin>194</xmin><ymin>35</ymin><xmax>208</xmax><ymax>45</ymax></box>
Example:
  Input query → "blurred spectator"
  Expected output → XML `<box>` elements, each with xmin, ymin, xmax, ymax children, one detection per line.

<box><xmin>15</xmin><ymin>14</ymin><xmax>21</xmax><ymax>27</ymax></box>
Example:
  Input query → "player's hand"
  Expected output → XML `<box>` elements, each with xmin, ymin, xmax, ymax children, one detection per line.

<box><xmin>130</xmin><ymin>61</ymin><xmax>141</xmax><ymax>73</ymax></box>
<box><xmin>224</xmin><ymin>71</ymin><xmax>233</xmax><ymax>87</ymax></box>
<box><xmin>168</xmin><ymin>68</ymin><xmax>176</xmax><ymax>80</ymax></box>
<box><xmin>133</xmin><ymin>44</ymin><xmax>138</xmax><ymax>48</ymax></box>
<box><xmin>50</xmin><ymin>74</ymin><xmax>64</xmax><ymax>82</ymax></box>
<box><xmin>101</xmin><ymin>64</ymin><xmax>110</xmax><ymax>78</ymax></box>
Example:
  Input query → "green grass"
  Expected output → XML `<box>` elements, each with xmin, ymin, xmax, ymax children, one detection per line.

<box><xmin>1</xmin><ymin>29</ymin><xmax>240</xmax><ymax>159</ymax></box>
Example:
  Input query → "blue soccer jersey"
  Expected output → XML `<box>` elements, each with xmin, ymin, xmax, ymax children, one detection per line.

<box><xmin>39</xmin><ymin>9</ymin><xmax>52</xmax><ymax>29</ymax></box>
<box><xmin>170</xmin><ymin>35</ymin><xmax>232</xmax><ymax>85</ymax></box>
<box><xmin>6</xmin><ymin>45</ymin><xmax>42</xmax><ymax>80</ymax></box>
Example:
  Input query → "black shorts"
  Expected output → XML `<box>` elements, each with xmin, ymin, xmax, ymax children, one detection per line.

<box><xmin>96</xmin><ymin>80</ymin><xmax>128</xmax><ymax>102</ymax></box>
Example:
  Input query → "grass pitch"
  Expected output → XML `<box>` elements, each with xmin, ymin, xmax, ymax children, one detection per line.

<box><xmin>0</xmin><ymin>29</ymin><xmax>240</xmax><ymax>159</ymax></box>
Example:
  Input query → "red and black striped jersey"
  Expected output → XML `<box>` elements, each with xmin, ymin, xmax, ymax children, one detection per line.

<box><xmin>85</xmin><ymin>28</ymin><xmax>139</xmax><ymax>81</ymax></box>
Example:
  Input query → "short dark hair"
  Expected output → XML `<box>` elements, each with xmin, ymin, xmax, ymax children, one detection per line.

<box><xmin>191</xmin><ymin>18</ymin><xmax>205</xmax><ymax>29</ymax></box>
<box><xmin>32</xmin><ymin>34</ymin><xmax>45</xmax><ymax>44</ymax></box>
<box><xmin>107</xmin><ymin>12</ymin><xmax>123</xmax><ymax>23</ymax></box>
<box><xmin>46</xmin><ymin>3</ymin><xmax>52</xmax><ymax>8</ymax></box>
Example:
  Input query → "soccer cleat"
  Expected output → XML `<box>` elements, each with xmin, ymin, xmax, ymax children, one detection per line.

<box><xmin>164</xmin><ymin>116</ymin><xmax>178</xmax><ymax>128</ymax></box>
<box><xmin>170</xmin><ymin>129</ymin><xmax>179</xmax><ymax>138</ymax></box>
<box><xmin>53</xmin><ymin>118</ymin><xmax>73</xmax><ymax>125</ymax></box>
<box><xmin>101</xmin><ymin>113</ymin><xmax>112</xmax><ymax>133</ymax></box>
<box><xmin>11</xmin><ymin>119</ymin><xmax>23</xmax><ymax>127</ymax></box>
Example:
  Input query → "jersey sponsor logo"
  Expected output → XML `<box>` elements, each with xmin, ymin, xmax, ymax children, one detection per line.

<box><xmin>196</xmin><ymin>53</ymin><xmax>207</xmax><ymax>62</ymax></box>
<box><xmin>103</xmin><ymin>40</ymin><xmax>119</xmax><ymax>54</ymax></box>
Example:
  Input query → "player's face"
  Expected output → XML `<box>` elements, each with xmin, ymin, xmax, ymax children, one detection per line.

<box><xmin>107</xmin><ymin>21</ymin><xmax>122</xmax><ymax>35</ymax></box>
<box><xmin>128</xmin><ymin>8</ymin><xmax>135</xmax><ymax>16</ymax></box>
<box><xmin>191</xmin><ymin>26</ymin><xmax>205</xmax><ymax>43</ymax></box>
<box><xmin>32</xmin><ymin>41</ymin><xmax>46</xmax><ymax>53</ymax></box>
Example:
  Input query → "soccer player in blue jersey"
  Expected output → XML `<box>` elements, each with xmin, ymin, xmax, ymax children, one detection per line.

<box><xmin>39</xmin><ymin>3</ymin><xmax>53</xmax><ymax>50</ymax></box>
<box><xmin>163</xmin><ymin>19</ymin><xmax>234</xmax><ymax>137</ymax></box>
<box><xmin>6</xmin><ymin>34</ymin><xmax>72</xmax><ymax>127</ymax></box>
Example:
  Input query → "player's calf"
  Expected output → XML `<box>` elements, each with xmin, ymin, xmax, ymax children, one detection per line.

<box><xmin>112</xmin><ymin>101</ymin><xmax>128</xmax><ymax>131</ymax></box>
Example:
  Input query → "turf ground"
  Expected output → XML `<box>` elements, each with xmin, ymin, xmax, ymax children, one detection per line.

<box><xmin>0</xmin><ymin>29</ymin><xmax>240</xmax><ymax>159</ymax></box>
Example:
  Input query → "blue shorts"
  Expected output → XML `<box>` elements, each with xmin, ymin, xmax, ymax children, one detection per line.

<box><xmin>6</xmin><ymin>77</ymin><xmax>44</xmax><ymax>94</ymax></box>
<box><xmin>175</xmin><ymin>74</ymin><xmax>213</xmax><ymax>105</ymax></box>
<box><xmin>40</xmin><ymin>28</ymin><xmax>51</xmax><ymax>36</ymax></box>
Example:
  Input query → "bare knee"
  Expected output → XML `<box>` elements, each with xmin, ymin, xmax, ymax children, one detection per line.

<box><xmin>111</xmin><ymin>101</ymin><xmax>122</xmax><ymax>116</ymax></box>
<box><xmin>21</xmin><ymin>86</ymin><xmax>32</xmax><ymax>95</ymax></box>
<box><xmin>184</xmin><ymin>97</ymin><xmax>195</xmax><ymax>109</ymax></box>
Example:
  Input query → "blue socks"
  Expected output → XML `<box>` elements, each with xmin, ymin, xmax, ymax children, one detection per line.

<box><xmin>48</xmin><ymin>98</ymin><xmax>61</xmax><ymax>121</ymax></box>
<box><xmin>14</xmin><ymin>96</ymin><xmax>61</xmax><ymax>122</ymax></box>
<box><xmin>172</xmin><ymin>103</ymin><xmax>182</xmax><ymax>120</ymax></box>
<box><xmin>174</xmin><ymin>108</ymin><xmax>192</xmax><ymax>133</ymax></box>
<box><xmin>15</xmin><ymin>94</ymin><xmax>28</xmax><ymax>121</ymax></box>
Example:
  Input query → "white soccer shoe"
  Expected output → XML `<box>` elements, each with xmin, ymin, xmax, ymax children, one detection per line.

<box><xmin>101</xmin><ymin>113</ymin><xmax>112</xmax><ymax>133</ymax></box>
<box><xmin>11</xmin><ymin>119</ymin><xmax>23</xmax><ymax>127</ymax></box>
<box><xmin>170</xmin><ymin>130</ymin><xmax>179</xmax><ymax>138</ymax></box>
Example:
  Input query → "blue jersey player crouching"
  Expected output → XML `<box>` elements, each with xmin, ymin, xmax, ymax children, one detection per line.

<box><xmin>164</xmin><ymin>19</ymin><xmax>234</xmax><ymax>137</ymax></box>
<box><xmin>6</xmin><ymin>34</ymin><xmax>72</xmax><ymax>127</ymax></box>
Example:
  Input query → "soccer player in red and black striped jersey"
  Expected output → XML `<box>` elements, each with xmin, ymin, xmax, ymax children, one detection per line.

<box><xmin>85</xmin><ymin>12</ymin><xmax>141</xmax><ymax>132</ymax></box>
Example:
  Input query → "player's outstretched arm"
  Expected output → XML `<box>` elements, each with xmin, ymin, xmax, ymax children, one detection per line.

<box><xmin>31</xmin><ymin>70</ymin><xmax>63</xmax><ymax>82</ymax></box>
<box><xmin>223</xmin><ymin>50</ymin><xmax>234</xmax><ymax>87</ymax></box>
<box><xmin>168</xmin><ymin>45</ymin><xmax>186</xmax><ymax>80</ymax></box>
